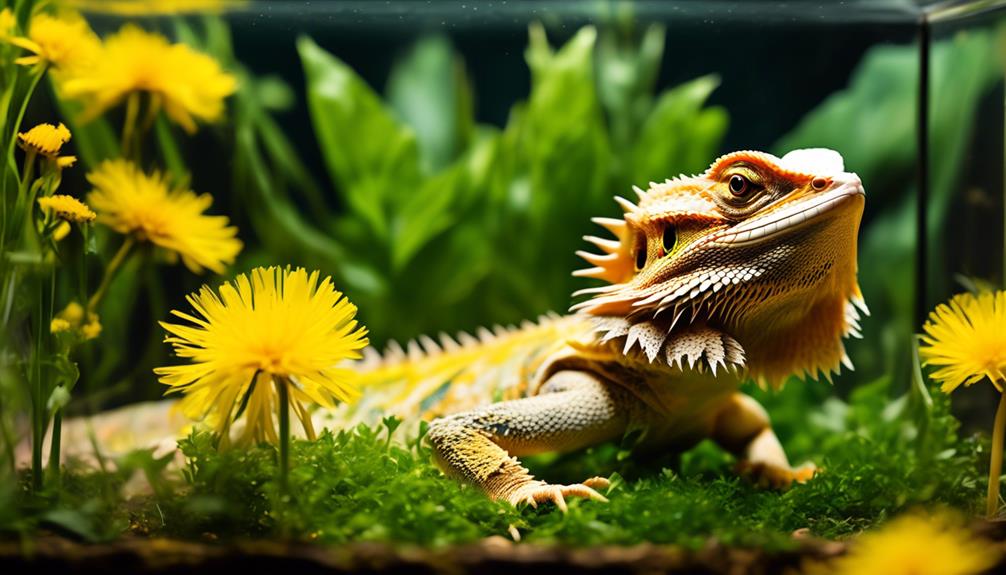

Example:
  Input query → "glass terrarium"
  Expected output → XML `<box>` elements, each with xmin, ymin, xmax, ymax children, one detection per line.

<box><xmin>0</xmin><ymin>1</ymin><xmax>1004</xmax><ymax>573</ymax></box>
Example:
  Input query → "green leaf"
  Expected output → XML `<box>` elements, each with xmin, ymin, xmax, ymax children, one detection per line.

<box><xmin>390</xmin><ymin>164</ymin><xmax>462</xmax><ymax>270</ymax></box>
<box><xmin>256</xmin><ymin>75</ymin><xmax>296</xmax><ymax>112</ymax></box>
<box><xmin>390</xmin><ymin>133</ymin><xmax>497</xmax><ymax>271</ymax></box>
<box><xmin>632</xmin><ymin>74</ymin><xmax>728</xmax><ymax>184</ymax></box>
<box><xmin>775</xmin><ymin>45</ymin><xmax>917</xmax><ymax>194</ymax></box>
<box><xmin>41</xmin><ymin>509</ymin><xmax>99</xmax><ymax>542</ymax></box>
<box><xmin>154</xmin><ymin>115</ymin><xmax>186</xmax><ymax>180</ymax></box>
<box><xmin>298</xmin><ymin>35</ymin><xmax>421</xmax><ymax>237</ymax></box>
<box><xmin>492</xmin><ymin>24</ymin><xmax>610</xmax><ymax>306</ymax></box>
<box><xmin>232</xmin><ymin>106</ymin><xmax>347</xmax><ymax>264</ymax></box>
<box><xmin>596</xmin><ymin>23</ymin><xmax>665</xmax><ymax>150</ymax></box>
<box><xmin>387</xmin><ymin>35</ymin><xmax>474</xmax><ymax>173</ymax></box>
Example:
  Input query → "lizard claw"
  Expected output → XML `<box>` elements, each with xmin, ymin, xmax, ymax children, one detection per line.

<box><xmin>736</xmin><ymin>460</ymin><xmax>817</xmax><ymax>490</ymax></box>
<box><xmin>507</xmin><ymin>477</ymin><xmax>610</xmax><ymax>512</ymax></box>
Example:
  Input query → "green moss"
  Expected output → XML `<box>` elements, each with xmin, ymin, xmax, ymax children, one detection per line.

<box><xmin>1</xmin><ymin>377</ymin><xmax>985</xmax><ymax>547</ymax></box>
<box><xmin>116</xmin><ymin>378</ymin><xmax>983</xmax><ymax>548</ymax></box>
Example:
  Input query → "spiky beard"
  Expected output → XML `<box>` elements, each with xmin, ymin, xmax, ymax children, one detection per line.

<box><xmin>571</xmin><ymin>229</ymin><xmax>868</xmax><ymax>388</ymax></box>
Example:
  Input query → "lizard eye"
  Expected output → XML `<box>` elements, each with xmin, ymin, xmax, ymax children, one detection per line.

<box><xmin>728</xmin><ymin>174</ymin><xmax>751</xmax><ymax>197</ymax></box>
<box><xmin>662</xmin><ymin>224</ymin><xmax>677</xmax><ymax>254</ymax></box>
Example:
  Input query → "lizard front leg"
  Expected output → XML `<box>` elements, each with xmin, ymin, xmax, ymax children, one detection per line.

<box><xmin>712</xmin><ymin>393</ymin><xmax>816</xmax><ymax>488</ymax></box>
<box><xmin>426</xmin><ymin>370</ymin><xmax>639</xmax><ymax>510</ymax></box>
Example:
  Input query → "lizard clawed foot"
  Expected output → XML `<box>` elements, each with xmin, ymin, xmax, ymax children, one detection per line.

<box><xmin>506</xmin><ymin>476</ymin><xmax>610</xmax><ymax>512</ymax></box>
<box><xmin>736</xmin><ymin>461</ymin><xmax>817</xmax><ymax>490</ymax></box>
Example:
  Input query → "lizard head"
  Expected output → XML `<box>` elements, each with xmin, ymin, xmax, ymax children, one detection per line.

<box><xmin>571</xmin><ymin>149</ymin><xmax>866</xmax><ymax>388</ymax></box>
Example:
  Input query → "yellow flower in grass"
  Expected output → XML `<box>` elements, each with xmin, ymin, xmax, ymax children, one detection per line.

<box><xmin>60</xmin><ymin>24</ymin><xmax>237</xmax><ymax>132</ymax></box>
<box><xmin>155</xmin><ymin>267</ymin><xmax>369</xmax><ymax>445</ymax></box>
<box><xmin>18</xmin><ymin>122</ymin><xmax>71</xmax><ymax>157</ymax></box>
<box><xmin>86</xmin><ymin>159</ymin><xmax>241</xmax><ymax>274</ymax></box>
<box><xmin>7</xmin><ymin>11</ymin><xmax>99</xmax><ymax>71</ymax></box>
<box><xmin>919</xmin><ymin>290</ymin><xmax>1006</xmax><ymax>392</ymax></box>
<box><xmin>805</xmin><ymin>512</ymin><xmax>999</xmax><ymax>575</ymax></box>
<box><xmin>38</xmin><ymin>195</ymin><xmax>96</xmax><ymax>223</ymax></box>
<box><xmin>81</xmin><ymin>316</ymin><xmax>102</xmax><ymax>339</ymax></box>
<box><xmin>51</xmin><ymin>302</ymin><xmax>101</xmax><ymax>341</ymax></box>
<box><xmin>50</xmin><ymin>318</ymin><xmax>71</xmax><ymax>334</ymax></box>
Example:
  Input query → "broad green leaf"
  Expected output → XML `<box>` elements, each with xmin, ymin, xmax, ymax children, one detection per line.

<box><xmin>41</xmin><ymin>509</ymin><xmax>99</xmax><ymax>542</ymax></box>
<box><xmin>596</xmin><ymin>23</ymin><xmax>665</xmax><ymax>151</ymax></box>
<box><xmin>774</xmin><ymin>44</ymin><xmax>917</xmax><ymax>193</ymax></box>
<box><xmin>632</xmin><ymin>74</ymin><xmax>728</xmax><ymax>185</ymax></box>
<box><xmin>391</xmin><ymin>164</ymin><xmax>462</xmax><ymax>270</ymax></box>
<box><xmin>390</xmin><ymin>134</ymin><xmax>497</xmax><ymax>271</ymax></box>
<box><xmin>298</xmin><ymin>35</ymin><xmax>421</xmax><ymax>227</ymax></box>
<box><xmin>387</xmin><ymin>35</ymin><xmax>474</xmax><ymax>173</ymax></box>
<box><xmin>504</xmin><ymin>24</ymin><xmax>610</xmax><ymax>306</ymax></box>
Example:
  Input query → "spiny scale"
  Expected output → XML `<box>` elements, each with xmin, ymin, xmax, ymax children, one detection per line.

<box><xmin>336</xmin><ymin>314</ymin><xmax>595</xmax><ymax>427</ymax></box>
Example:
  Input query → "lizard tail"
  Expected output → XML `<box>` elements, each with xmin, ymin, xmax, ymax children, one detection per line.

<box><xmin>48</xmin><ymin>313</ymin><xmax>592</xmax><ymax>464</ymax></box>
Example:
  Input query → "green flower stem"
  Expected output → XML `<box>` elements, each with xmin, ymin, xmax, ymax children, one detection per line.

<box><xmin>988</xmin><ymin>391</ymin><xmax>1006</xmax><ymax>518</ymax></box>
<box><xmin>0</xmin><ymin>394</ymin><xmax>15</xmax><ymax>472</ymax></box>
<box><xmin>17</xmin><ymin>149</ymin><xmax>36</xmax><ymax>201</ymax></box>
<box><xmin>87</xmin><ymin>236</ymin><xmax>134</xmax><ymax>312</ymax></box>
<box><xmin>47</xmin><ymin>409</ymin><xmax>61</xmax><ymax>487</ymax></box>
<box><xmin>121</xmin><ymin>92</ymin><xmax>141</xmax><ymax>161</ymax></box>
<box><xmin>29</xmin><ymin>269</ymin><xmax>51</xmax><ymax>492</ymax></box>
<box><xmin>1</xmin><ymin>66</ymin><xmax>44</xmax><ymax>256</ymax></box>
<box><xmin>139</xmin><ymin>94</ymin><xmax>162</xmax><ymax>144</ymax></box>
<box><xmin>277</xmin><ymin>376</ymin><xmax>290</xmax><ymax>491</ymax></box>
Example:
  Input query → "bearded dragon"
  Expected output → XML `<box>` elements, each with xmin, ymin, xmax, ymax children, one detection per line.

<box><xmin>51</xmin><ymin>148</ymin><xmax>866</xmax><ymax>511</ymax></box>
<box><xmin>330</xmin><ymin>147</ymin><xmax>867</xmax><ymax>509</ymax></box>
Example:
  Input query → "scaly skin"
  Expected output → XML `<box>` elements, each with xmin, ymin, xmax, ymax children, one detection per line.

<box><xmin>418</xmin><ymin>148</ymin><xmax>865</xmax><ymax>508</ymax></box>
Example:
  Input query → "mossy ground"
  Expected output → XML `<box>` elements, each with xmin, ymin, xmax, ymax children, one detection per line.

<box><xmin>0</xmin><ymin>379</ymin><xmax>988</xmax><ymax>548</ymax></box>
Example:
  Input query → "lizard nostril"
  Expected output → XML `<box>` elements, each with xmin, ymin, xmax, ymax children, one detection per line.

<box><xmin>811</xmin><ymin>177</ymin><xmax>828</xmax><ymax>191</ymax></box>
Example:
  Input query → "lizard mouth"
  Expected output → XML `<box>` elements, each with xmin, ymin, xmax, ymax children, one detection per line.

<box><xmin>712</xmin><ymin>177</ymin><xmax>865</xmax><ymax>246</ymax></box>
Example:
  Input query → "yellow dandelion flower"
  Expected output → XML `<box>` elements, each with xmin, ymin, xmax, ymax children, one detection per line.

<box><xmin>52</xmin><ymin>302</ymin><xmax>101</xmax><ymax>340</ymax></box>
<box><xmin>85</xmin><ymin>159</ymin><xmax>241</xmax><ymax>274</ymax></box>
<box><xmin>8</xmin><ymin>11</ymin><xmax>100</xmax><ymax>71</ymax></box>
<box><xmin>919</xmin><ymin>290</ymin><xmax>1006</xmax><ymax>393</ymax></box>
<box><xmin>0</xmin><ymin>8</ymin><xmax>15</xmax><ymax>40</ymax></box>
<box><xmin>38</xmin><ymin>194</ymin><xmax>96</xmax><ymax>223</ymax></box>
<box><xmin>155</xmin><ymin>267</ymin><xmax>369</xmax><ymax>445</ymax></box>
<box><xmin>50</xmin><ymin>318</ymin><xmax>71</xmax><ymax>334</ymax></box>
<box><xmin>60</xmin><ymin>24</ymin><xmax>237</xmax><ymax>132</ymax></box>
<box><xmin>805</xmin><ymin>512</ymin><xmax>999</xmax><ymax>575</ymax></box>
<box><xmin>59</xmin><ymin>301</ymin><xmax>85</xmax><ymax>324</ymax></box>
<box><xmin>18</xmin><ymin>122</ymin><xmax>71</xmax><ymax>157</ymax></box>
<box><xmin>81</xmin><ymin>316</ymin><xmax>102</xmax><ymax>340</ymax></box>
